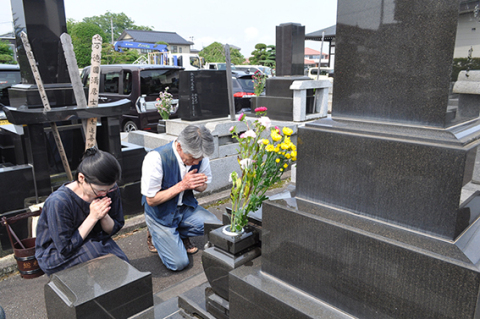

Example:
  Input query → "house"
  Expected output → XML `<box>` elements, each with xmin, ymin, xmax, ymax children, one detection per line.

<box><xmin>116</xmin><ymin>30</ymin><xmax>194</xmax><ymax>54</ymax></box>
<box><xmin>305</xmin><ymin>25</ymin><xmax>336</xmax><ymax>68</ymax></box>
<box><xmin>304</xmin><ymin>47</ymin><xmax>329</xmax><ymax>67</ymax></box>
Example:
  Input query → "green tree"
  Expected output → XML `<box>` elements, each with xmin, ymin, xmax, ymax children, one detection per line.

<box><xmin>69</xmin><ymin>22</ymin><xmax>107</xmax><ymax>68</ymax></box>
<box><xmin>0</xmin><ymin>40</ymin><xmax>16</xmax><ymax>64</ymax></box>
<box><xmin>199</xmin><ymin>42</ymin><xmax>244</xmax><ymax>65</ymax></box>
<box><xmin>66</xmin><ymin>18</ymin><xmax>76</xmax><ymax>33</ymax></box>
<box><xmin>82</xmin><ymin>12</ymin><xmax>153</xmax><ymax>44</ymax></box>
<box><xmin>249</xmin><ymin>43</ymin><xmax>275</xmax><ymax>67</ymax></box>
<box><xmin>101</xmin><ymin>43</ymin><xmax>140</xmax><ymax>65</ymax></box>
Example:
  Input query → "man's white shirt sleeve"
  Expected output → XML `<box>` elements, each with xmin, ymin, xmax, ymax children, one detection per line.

<box><xmin>141</xmin><ymin>151</ymin><xmax>164</xmax><ymax>198</ymax></box>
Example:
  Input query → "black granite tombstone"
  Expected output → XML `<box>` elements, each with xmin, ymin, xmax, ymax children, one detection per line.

<box><xmin>255</xmin><ymin>23</ymin><xmax>312</xmax><ymax>121</ymax></box>
<box><xmin>227</xmin><ymin>1</ymin><xmax>480</xmax><ymax>318</ymax></box>
<box><xmin>275</xmin><ymin>23</ymin><xmax>305</xmax><ymax>77</ymax></box>
<box><xmin>44</xmin><ymin>254</ymin><xmax>153</xmax><ymax>318</ymax></box>
<box><xmin>177</xmin><ymin>70</ymin><xmax>230</xmax><ymax>121</ymax></box>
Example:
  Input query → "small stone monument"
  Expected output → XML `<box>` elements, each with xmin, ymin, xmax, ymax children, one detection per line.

<box><xmin>44</xmin><ymin>254</ymin><xmax>153</xmax><ymax>318</ymax></box>
<box><xmin>227</xmin><ymin>1</ymin><xmax>480</xmax><ymax>318</ymax></box>
<box><xmin>254</xmin><ymin>23</ymin><xmax>330</xmax><ymax>121</ymax></box>
<box><xmin>176</xmin><ymin>70</ymin><xmax>230</xmax><ymax>121</ymax></box>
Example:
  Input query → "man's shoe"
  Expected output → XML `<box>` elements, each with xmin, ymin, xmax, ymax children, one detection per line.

<box><xmin>182</xmin><ymin>237</ymin><xmax>198</xmax><ymax>254</ymax></box>
<box><xmin>147</xmin><ymin>230</ymin><xmax>157</xmax><ymax>253</ymax></box>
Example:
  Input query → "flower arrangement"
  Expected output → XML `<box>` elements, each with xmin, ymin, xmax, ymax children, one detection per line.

<box><xmin>228</xmin><ymin>106</ymin><xmax>297</xmax><ymax>233</ymax></box>
<box><xmin>252</xmin><ymin>70</ymin><xmax>266</xmax><ymax>96</ymax></box>
<box><xmin>155</xmin><ymin>87</ymin><xmax>173</xmax><ymax>120</ymax></box>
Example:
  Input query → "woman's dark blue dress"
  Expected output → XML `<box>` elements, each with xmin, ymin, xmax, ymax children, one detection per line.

<box><xmin>35</xmin><ymin>184</ymin><xmax>129</xmax><ymax>276</ymax></box>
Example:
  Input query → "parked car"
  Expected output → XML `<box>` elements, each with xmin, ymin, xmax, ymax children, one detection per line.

<box><xmin>307</xmin><ymin>67</ymin><xmax>334</xmax><ymax>82</ymax></box>
<box><xmin>231</xmin><ymin>71</ymin><xmax>259</xmax><ymax>113</ymax></box>
<box><xmin>81</xmin><ymin>64</ymin><xmax>183</xmax><ymax>132</ymax></box>
<box><xmin>0</xmin><ymin>64</ymin><xmax>21</xmax><ymax>108</ymax></box>
<box><xmin>235</xmin><ymin>65</ymin><xmax>274</xmax><ymax>78</ymax></box>
<box><xmin>205</xmin><ymin>62</ymin><xmax>236</xmax><ymax>70</ymax></box>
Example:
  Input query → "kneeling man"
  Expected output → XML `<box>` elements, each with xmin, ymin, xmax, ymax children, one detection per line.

<box><xmin>141</xmin><ymin>124</ymin><xmax>220</xmax><ymax>271</ymax></box>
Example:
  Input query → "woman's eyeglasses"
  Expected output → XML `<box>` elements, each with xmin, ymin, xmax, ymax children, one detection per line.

<box><xmin>89</xmin><ymin>183</ymin><xmax>118</xmax><ymax>197</ymax></box>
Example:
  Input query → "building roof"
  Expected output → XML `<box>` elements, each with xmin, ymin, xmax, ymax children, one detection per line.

<box><xmin>306</xmin><ymin>25</ymin><xmax>336</xmax><ymax>41</ymax></box>
<box><xmin>305</xmin><ymin>47</ymin><xmax>320</xmax><ymax>55</ymax></box>
<box><xmin>304</xmin><ymin>58</ymin><xmax>316</xmax><ymax>65</ymax></box>
<box><xmin>0</xmin><ymin>32</ymin><xmax>14</xmax><ymax>38</ymax></box>
<box><xmin>117</xmin><ymin>30</ymin><xmax>193</xmax><ymax>46</ymax></box>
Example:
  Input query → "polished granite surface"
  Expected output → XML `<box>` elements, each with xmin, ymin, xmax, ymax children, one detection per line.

<box><xmin>332</xmin><ymin>0</ymin><xmax>460</xmax><ymax>128</ymax></box>
<box><xmin>257</xmin><ymin>199</ymin><xmax>480</xmax><ymax>318</ymax></box>
<box><xmin>44</xmin><ymin>254</ymin><xmax>153</xmax><ymax>318</ymax></box>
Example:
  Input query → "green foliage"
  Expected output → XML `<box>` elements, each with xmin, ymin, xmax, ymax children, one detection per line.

<box><xmin>199</xmin><ymin>42</ymin><xmax>244</xmax><ymax>65</ymax></box>
<box><xmin>66</xmin><ymin>18</ymin><xmax>75</xmax><ymax>33</ymax></box>
<box><xmin>249</xmin><ymin>44</ymin><xmax>275</xmax><ymax>68</ymax></box>
<box><xmin>101</xmin><ymin>43</ymin><xmax>139</xmax><ymax>65</ymax></box>
<box><xmin>0</xmin><ymin>40</ymin><xmax>16</xmax><ymax>64</ymax></box>
<box><xmin>69</xmin><ymin>22</ymin><xmax>107</xmax><ymax>68</ymax></box>
<box><xmin>451</xmin><ymin>57</ymin><xmax>480</xmax><ymax>82</ymax></box>
<box><xmin>252</xmin><ymin>71</ymin><xmax>266</xmax><ymax>96</ymax></box>
<box><xmin>82</xmin><ymin>12</ymin><xmax>153</xmax><ymax>44</ymax></box>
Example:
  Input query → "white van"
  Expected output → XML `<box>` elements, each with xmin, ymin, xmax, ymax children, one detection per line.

<box><xmin>204</xmin><ymin>63</ymin><xmax>236</xmax><ymax>70</ymax></box>
<box><xmin>307</xmin><ymin>67</ymin><xmax>334</xmax><ymax>82</ymax></box>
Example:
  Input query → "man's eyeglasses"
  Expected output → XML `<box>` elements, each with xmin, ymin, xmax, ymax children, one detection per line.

<box><xmin>89</xmin><ymin>183</ymin><xmax>118</xmax><ymax>197</ymax></box>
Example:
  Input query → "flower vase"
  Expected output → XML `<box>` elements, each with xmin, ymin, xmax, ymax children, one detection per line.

<box><xmin>202</xmin><ymin>221</ymin><xmax>261</xmax><ymax>311</ymax></box>
<box><xmin>157</xmin><ymin>119</ymin><xmax>166</xmax><ymax>133</ymax></box>
<box><xmin>221</xmin><ymin>225</ymin><xmax>245</xmax><ymax>237</ymax></box>
<box><xmin>251</xmin><ymin>96</ymin><xmax>258</xmax><ymax>111</ymax></box>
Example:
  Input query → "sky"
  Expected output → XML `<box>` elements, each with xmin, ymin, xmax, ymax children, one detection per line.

<box><xmin>0</xmin><ymin>0</ymin><xmax>338</xmax><ymax>57</ymax></box>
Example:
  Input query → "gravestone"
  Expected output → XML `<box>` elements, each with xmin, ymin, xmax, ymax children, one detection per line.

<box><xmin>275</xmin><ymin>23</ymin><xmax>305</xmax><ymax>77</ymax></box>
<box><xmin>44</xmin><ymin>254</ymin><xmax>153</xmax><ymax>318</ymax></box>
<box><xmin>255</xmin><ymin>23</ymin><xmax>320</xmax><ymax>121</ymax></box>
<box><xmin>177</xmin><ymin>70</ymin><xmax>230</xmax><ymax>121</ymax></box>
<box><xmin>228</xmin><ymin>1</ymin><xmax>480</xmax><ymax>318</ymax></box>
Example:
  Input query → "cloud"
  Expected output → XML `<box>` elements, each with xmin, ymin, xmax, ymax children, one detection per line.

<box><xmin>244</xmin><ymin>27</ymin><xmax>259</xmax><ymax>41</ymax></box>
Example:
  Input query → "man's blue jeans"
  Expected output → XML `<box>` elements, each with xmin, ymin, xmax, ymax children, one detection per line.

<box><xmin>145</xmin><ymin>205</ymin><xmax>220</xmax><ymax>271</ymax></box>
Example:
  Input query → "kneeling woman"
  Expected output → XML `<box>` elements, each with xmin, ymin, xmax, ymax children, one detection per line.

<box><xmin>35</xmin><ymin>147</ymin><xmax>129</xmax><ymax>276</ymax></box>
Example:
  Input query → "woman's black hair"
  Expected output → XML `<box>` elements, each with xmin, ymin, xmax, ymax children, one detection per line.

<box><xmin>75</xmin><ymin>147</ymin><xmax>122</xmax><ymax>186</ymax></box>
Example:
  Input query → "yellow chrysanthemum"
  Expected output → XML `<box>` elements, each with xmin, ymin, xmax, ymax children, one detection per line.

<box><xmin>281</xmin><ymin>143</ymin><xmax>289</xmax><ymax>150</ymax></box>
<box><xmin>271</xmin><ymin>131</ymin><xmax>282</xmax><ymax>142</ymax></box>
<box><xmin>283</xmin><ymin>163</ymin><xmax>288</xmax><ymax>168</ymax></box>
<box><xmin>285</xmin><ymin>153</ymin><xmax>291</xmax><ymax>159</ymax></box>
<box><xmin>275</xmin><ymin>158</ymin><xmax>280</xmax><ymax>163</ymax></box>
<box><xmin>291</xmin><ymin>151</ymin><xmax>297</xmax><ymax>157</ymax></box>
<box><xmin>282</xmin><ymin>127</ymin><xmax>293</xmax><ymax>136</ymax></box>
<box><xmin>280</xmin><ymin>168</ymin><xmax>283</xmax><ymax>172</ymax></box>
<box><xmin>275</xmin><ymin>146</ymin><xmax>280</xmax><ymax>152</ymax></box>
<box><xmin>266</xmin><ymin>144</ymin><xmax>275</xmax><ymax>152</ymax></box>
<box><xmin>292</xmin><ymin>157</ymin><xmax>297</xmax><ymax>161</ymax></box>
<box><xmin>291</xmin><ymin>145</ymin><xmax>296</xmax><ymax>151</ymax></box>
<box><xmin>263</xmin><ymin>139</ymin><xmax>269</xmax><ymax>145</ymax></box>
